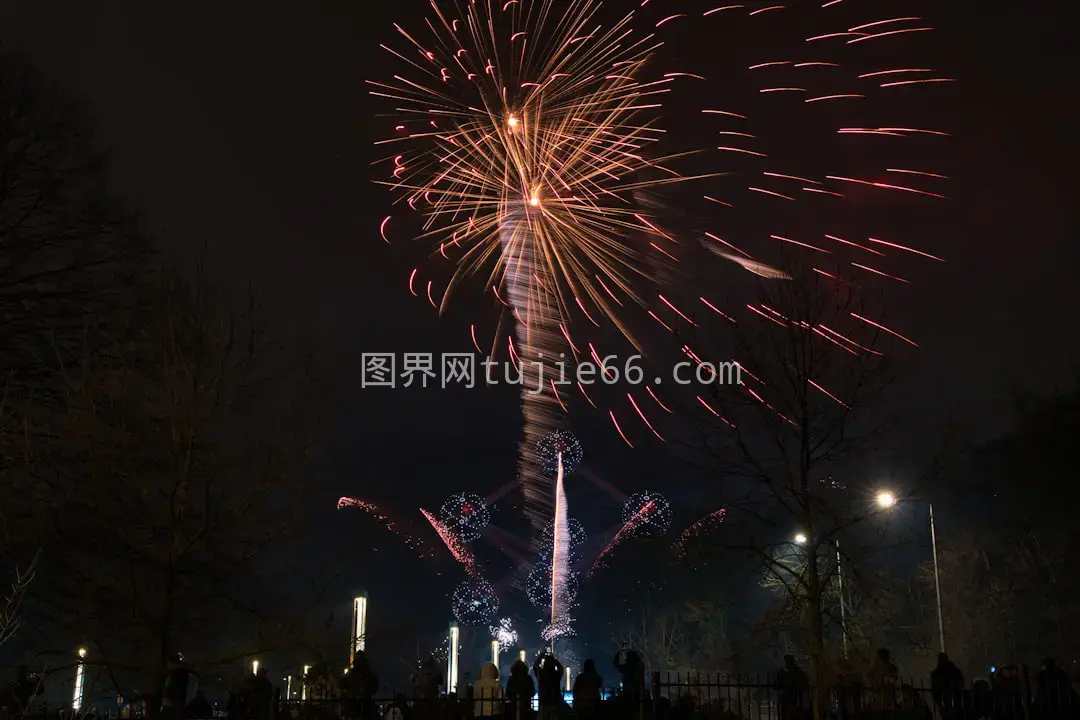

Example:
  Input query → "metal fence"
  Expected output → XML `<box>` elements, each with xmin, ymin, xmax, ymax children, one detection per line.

<box><xmin>650</xmin><ymin>667</ymin><xmax>1080</xmax><ymax>720</ymax></box>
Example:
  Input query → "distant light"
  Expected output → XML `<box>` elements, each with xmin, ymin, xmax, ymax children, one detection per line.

<box><xmin>794</xmin><ymin>533</ymin><xmax>807</xmax><ymax>545</ymax></box>
<box><xmin>252</xmin><ymin>660</ymin><xmax>259</xmax><ymax>675</ymax></box>
<box><xmin>876</xmin><ymin>490</ymin><xmax>897</xmax><ymax>509</ymax></box>
<box><xmin>77</xmin><ymin>648</ymin><xmax>88</xmax><ymax>659</ymax></box>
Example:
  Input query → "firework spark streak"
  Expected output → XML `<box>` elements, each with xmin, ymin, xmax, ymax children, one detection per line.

<box><xmin>673</xmin><ymin>508</ymin><xmax>728</xmax><ymax>556</ymax></box>
<box><xmin>421</xmin><ymin>507</ymin><xmax>481</xmax><ymax>578</ymax></box>
<box><xmin>549</xmin><ymin>453</ymin><xmax>571</xmax><ymax>647</ymax></box>
<box><xmin>372</xmin><ymin>0</ymin><xmax>706</xmax><ymax>534</ymax></box>
<box><xmin>589</xmin><ymin>500</ymin><xmax>656</xmax><ymax>574</ymax></box>
<box><xmin>337</xmin><ymin>497</ymin><xmax>432</xmax><ymax>558</ymax></box>
<box><xmin>374</xmin><ymin>0</ymin><xmax>949</xmax><ymax>460</ymax></box>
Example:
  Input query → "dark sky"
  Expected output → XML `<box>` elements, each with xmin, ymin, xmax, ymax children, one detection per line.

<box><xmin>2</xmin><ymin>0</ymin><xmax>1076</xmax><ymax>682</ymax></box>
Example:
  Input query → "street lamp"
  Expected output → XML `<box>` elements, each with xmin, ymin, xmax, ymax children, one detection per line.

<box><xmin>877</xmin><ymin>489</ymin><xmax>945</xmax><ymax>654</ymax></box>
<box><xmin>73</xmin><ymin>648</ymin><xmax>88</xmax><ymax>711</ymax></box>
<box><xmin>875</xmin><ymin>491</ymin><xmax>896</xmax><ymax>509</ymax></box>
<box><xmin>794</xmin><ymin>533</ymin><xmax>808</xmax><ymax>545</ymax></box>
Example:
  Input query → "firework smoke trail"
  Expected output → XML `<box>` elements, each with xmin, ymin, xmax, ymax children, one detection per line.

<box><xmin>337</xmin><ymin>497</ymin><xmax>431</xmax><ymax>558</ymax></box>
<box><xmin>373</xmin><ymin>0</ymin><xmax>708</xmax><ymax>528</ymax></box>
<box><xmin>549</xmin><ymin>452</ymin><xmax>571</xmax><ymax>650</ymax></box>
<box><xmin>589</xmin><ymin>500</ymin><xmax>656</xmax><ymax>574</ymax></box>
<box><xmin>673</xmin><ymin>508</ymin><xmax>727</xmax><ymax>556</ymax></box>
<box><xmin>420</xmin><ymin>507</ymin><xmax>481</xmax><ymax>578</ymax></box>
<box><xmin>502</xmin><ymin>201</ymin><xmax>569</xmax><ymax>540</ymax></box>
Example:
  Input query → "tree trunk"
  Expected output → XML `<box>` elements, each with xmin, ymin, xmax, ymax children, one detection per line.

<box><xmin>805</xmin><ymin>538</ymin><xmax>827</xmax><ymax>720</ymax></box>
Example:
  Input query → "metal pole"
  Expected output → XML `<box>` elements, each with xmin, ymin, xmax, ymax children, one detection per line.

<box><xmin>836</xmin><ymin>540</ymin><xmax>848</xmax><ymax>658</ymax></box>
<box><xmin>929</xmin><ymin>503</ymin><xmax>946</xmax><ymax>654</ymax></box>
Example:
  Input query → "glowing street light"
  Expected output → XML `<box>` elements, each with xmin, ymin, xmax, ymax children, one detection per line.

<box><xmin>448</xmin><ymin>623</ymin><xmax>460</xmax><ymax>694</ymax></box>
<box><xmin>350</xmin><ymin>593</ymin><xmax>368</xmax><ymax>667</ymax></box>
<box><xmin>565</xmin><ymin>666</ymin><xmax>572</xmax><ymax>692</ymax></box>
<box><xmin>793</xmin><ymin>533</ymin><xmax>808</xmax><ymax>545</ymax></box>
<box><xmin>251</xmin><ymin>660</ymin><xmax>259</xmax><ymax>675</ymax></box>
<box><xmin>301</xmin><ymin>665</ymin><xmax>311</xmax><ymax>701</ymax></box>
<box><xmin>875</xmin><ymin>491</ymin><xmax>897</xmax><ymax>509</ymax></box>
<box><xmin>73</xmin><ymin>647</ymin><xmax>88</xmax><ymax>711</ymax></box>
<box><xmin>519</xmin><ymin>649</ymin><xmax>527</xmax><ymax>663</ymax></box>
<box><xmin>876</xmin><ymin>489</ymin><xmax>946</xmax><ymax>654</ymax></box>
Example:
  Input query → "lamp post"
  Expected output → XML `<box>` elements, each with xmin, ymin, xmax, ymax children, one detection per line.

<box><xmin>876</xmin><ymin>490</ymin><xmax>945</xmax><ymax>654</ymax></box>
<box><xmin>350</xmin><ymin>593</ymin><xmax>368</xmax><ymax>667</ymax></box>
<box><xmin>448</xmin><ymin>623</ymin><xmax>460</xmax><ymax>694</ymax></box>
<box><xmin>73</xmin><ymin>648</ymin><xmax>87</xmax><ymax>712</ymax></box>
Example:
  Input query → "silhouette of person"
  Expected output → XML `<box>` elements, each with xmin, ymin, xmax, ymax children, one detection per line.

<box><xmin>778</xmin><ymin>655</ymin><xmax>809</xmax><ymax>720</ymax></box>
<box><xmin>533</xmin><ymin>651</ymin><xmax>564</xmax><ymax>717</ymax></box>
<box><xmin>572</xmin><ymin>659</ymin><xmax>603</xmax><ymax>720</ymax></box>
<box><xmin>472</xmin><ymin>663</ymin><xmax>503</xmax><ymax>717</ymax></box>
<box><xmin>930</xmin><ymin>652</ymin><xmax>965</xmax><ymax>720</ymax></box>
<box><xmin>866</xmin><ymin>648</ymin><xmax>898</xmax><ymax>711</ymax></box>
<box><xmin>506</xmin><ymin>659</ymin><xmax>536</xmax><ymax>720</ymax></box>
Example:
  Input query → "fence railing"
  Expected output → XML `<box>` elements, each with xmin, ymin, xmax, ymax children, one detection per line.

<box><xmin>650</xmin><ymin>668</ymin><xmax>1080</xmax><ymax>720</ymax></box>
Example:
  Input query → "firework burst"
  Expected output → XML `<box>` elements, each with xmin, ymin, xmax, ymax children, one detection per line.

<box><xmin>372</xmin><ymin>0</ymin><xmax>706</xmax><ymax>534</ymax></box>
<box><xmin>373</xmin><ymin>0</ymin><xmax>950</xmax><ymax>524</ymax></box>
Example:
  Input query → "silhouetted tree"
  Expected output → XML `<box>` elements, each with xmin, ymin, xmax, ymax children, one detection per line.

<box><xmin>43</xmin><ymin>267</ymin><xmax>315</xmax><ymax>715</ymax></box>
<box><xmin>682</xmin><ymin>265</ymin><xmax>950</xmax><ymax>719</ymax></box>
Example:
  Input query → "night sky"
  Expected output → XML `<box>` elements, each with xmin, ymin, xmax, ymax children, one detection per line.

<box><xmin>2</xmin><ymin>0</ymin><xmax>1076</xmax><ymax>683</ymax></box>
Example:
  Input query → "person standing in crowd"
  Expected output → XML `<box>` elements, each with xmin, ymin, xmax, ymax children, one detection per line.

<box><xmin>506</xmin><ymin>659</ymin><xmax>536</xmax><ymax>720</ymax></box>
<box><xmin>471</xmin><ymin>663</ymin><xmax>503</xmax><ymax>717</ymax></box>
<box><xmin>572</xmin><ymin>659</ymin><xmax>603</xmax><ymax>720</ymax></box>
<box><xmin>778</xmin><ymin>655</ymin><xmax>809</xmax><ymax>720</ymax></box>
<box><xmin>930</xmin><ymin>652</ymin><xmax>965</xmax><ymax>720</ymax></box>
<box><xmin>866</xmin><ymin>648</ymin><xmax>899</xmax><ymax>712</ymax></box>
<box><xmin>533</xmin><ymin>651</ymin><xmax>564</xmax><ymax>719</ymax></box>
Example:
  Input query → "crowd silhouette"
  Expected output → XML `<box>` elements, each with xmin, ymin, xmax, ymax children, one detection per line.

<box><xmin>4</xmin><ymin>648</ymin><xmax>1080</xmax><ymax>720</ymax></box>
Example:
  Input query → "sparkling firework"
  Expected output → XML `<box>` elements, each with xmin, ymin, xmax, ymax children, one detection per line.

<box><xmin>673</xmin><ymin>508</ymin><xmax>727</xmax><ymax>556</ymax></box>
<box><xmin>541</xmin><ymin>517</ymin><xmax>587</xmax><ymax>552</ymax></box>
<box><xmin>440</xmin><ymin>492</ymin><xmax>491</xmax><ymax>542</ymax></box>
<box><xmin>621</xmin><ymin>491</ymin><xmax>672</xmax><ymax>536</ymax></box>
<box><xmin>372</xmin><ymin>0</ymin><xmax>707</xmax><ymax>533</ymax></box>
<box><xmin>336</xmin><ymin>497</ymin><xmax>431</xmax><ymax>557</ymax></box>
<box><xmin>421</xmin><ymin>507</ymin><xmax>481</xmax><ymax>577</ymax></box>
<box><xmin>374</xmin><ymin>0</ymin><xmax>950</xmax><ymax>453</ymax></box>
<box><xmin>537</xmin><ymin>431</ymin><xmax>584</xmax><ymax>478</ymax></box>
<box><xmin>549</xmin><ymin>453</ymin><xmax>571</xmax><ymax>643</ymax></box>
<box><xmin>452</xmin><ymin>579</ymin><xmax>500</xmax><ymax>626</ymax></box>
<box><xmin>490</xmin><ymin>617</ymin><xmax>519</xmax><ymax>647</ymax></box>
<box><xmin>526</xmin><ymin>563</ymin><xmax>580</xmax><ymax>608</ymax></box>
<box><xmin>591</xmin><ymin>499</ymin><xmax>658</xmax><ymax>573</ymax></box>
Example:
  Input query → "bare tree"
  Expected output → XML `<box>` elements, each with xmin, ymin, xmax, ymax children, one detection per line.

<box><xmin>612</xmin><ymin>600</ymin><xmax>733</xmax><ymax>678</ymax></box>
<box><xmin>38</xmin><ymin>267</ymin><xmax>316</xmax><ymax>713</ymax></box>
<box><xmin>681</xmin><ymin>265</ymin><xmax>944</xmax><ymax>719</ymax></box>
<box><xmin>0</xmin><ymin>47</ymin><xmax>150</xmax><ymax>395</ymax></box>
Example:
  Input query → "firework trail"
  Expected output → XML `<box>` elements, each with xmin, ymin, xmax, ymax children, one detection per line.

<box><xmin>503</xmin><ymin>203</ymin><xmax>566</xmax><ymax>543</ymax></box>
<box><xmin>589</xmin><ymin>500</ymin><xmax>656</xmax><ymax>574</ymax></box>
<box><xmin>373</xmin><ymin>0</ymin><xmax>705</xmax><ymax>535</ymax></box>
<box><xmin>420</xmin><ymin>507</ymin><xmax>481</xmax><ymax>578</ymax></box>
<box><xmin>549</xmin><ymin>452</ymin><xmax>571</xmax><ymax>648</ymax></box>
<box><xmin>374</xmin><ymin>0</ymin><xmax>950</xmax><ymax>455</ymax></box>
<box><xmin>337</xmin><ymin>497</ymin><xmax>432</xmax><ymax>558</ymax></box>
<box><xmin>673</xmin><ymin>508</ymin><xmax>727</xmax><ymax>556</ymax></box>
